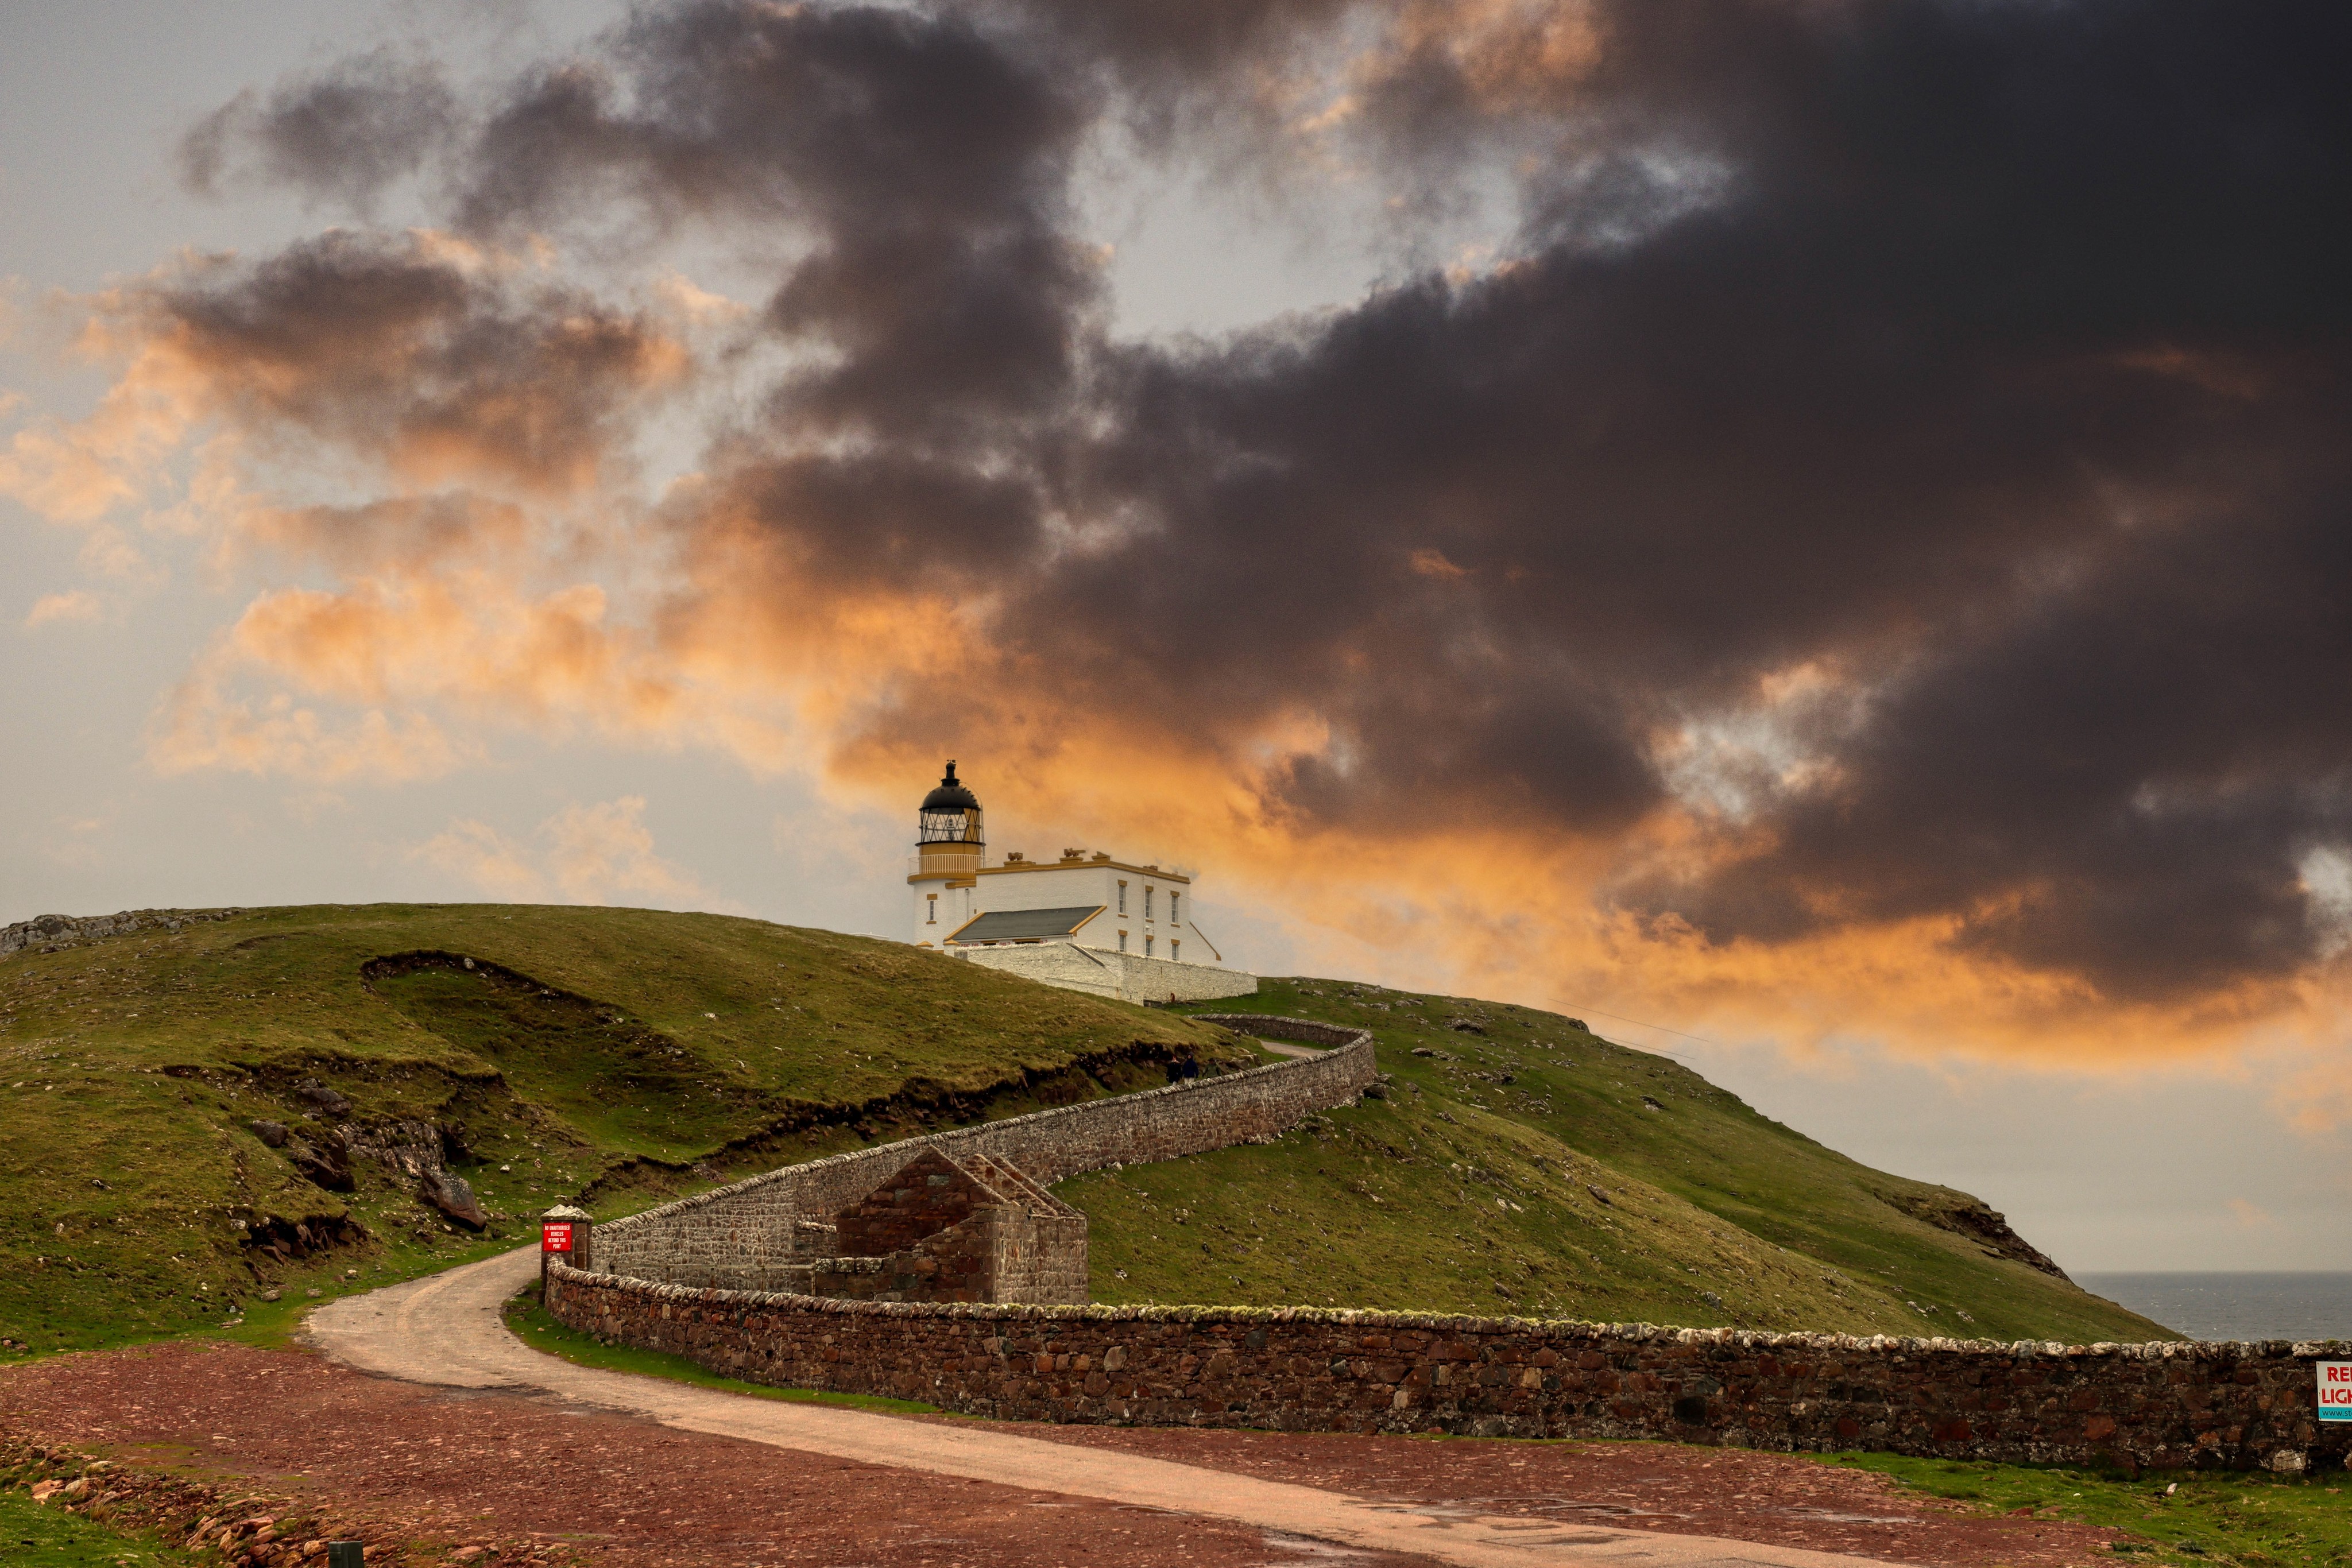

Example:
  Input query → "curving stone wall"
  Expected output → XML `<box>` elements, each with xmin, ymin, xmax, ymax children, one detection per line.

<box><xmin>543</xmin><ymin>1268</ymin><xmax>2352</xmax><ymax>1473</ymax></box>
<box><xmin>1189</xmin><ymin>1014</ymin><xmax>1369</xmax><ymax>1047</ymax></box>
<box><xmin>552</xmin><ymin>1012</ymin><xmax>2351</xmax><ymax>1473</ymax></box>
<box><xmin>588</xmin><ymin>1019</ymin><xmax>1375</xmax><ymax>1292</ymax></box>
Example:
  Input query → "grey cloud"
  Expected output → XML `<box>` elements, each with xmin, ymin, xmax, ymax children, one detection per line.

<box><xmin>147</xmin><ymin>230</ymin><xmax>687</xmax><ymax>493</ymax></box>
<box><xmin>180</xmin><ymin>48</ymin><xmax>458</xmax><ymax>211</ymax></box>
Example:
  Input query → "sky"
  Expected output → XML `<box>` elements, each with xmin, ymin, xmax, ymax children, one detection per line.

<box><xmin>4</xmin><ymin>0</ymin><xmax>2350</xmax><ymax>1274</ymax></box>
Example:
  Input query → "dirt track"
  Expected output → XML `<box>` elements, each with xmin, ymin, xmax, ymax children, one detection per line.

<box><xmin>0</xmin><ymin>1246</ymin><xmax>2126</xmax><ymax>1568</ymax></box>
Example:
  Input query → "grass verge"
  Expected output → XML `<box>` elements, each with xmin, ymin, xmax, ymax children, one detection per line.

<box><xmin>0</xmin><ymin>1486</ymin><xmax>202</xmax><ymax>1567</ymax></box>
<box><xmin>1815</xmin><ymin>1451</ymin><xmax>2352</xmax><ymax>1566</ymax></box>
<box><xmin>500</xmin><ymin>1280</ymin><xmax>946</xmax><ymax>1416</ymax></box>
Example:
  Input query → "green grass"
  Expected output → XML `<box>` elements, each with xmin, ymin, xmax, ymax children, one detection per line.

<box><xmin>0</xmin><ymin>903</ymin><xmax>2168</xmax><ymax>1354</ymax></box>
<box><xmin>0</xmin><ymin>903</ymin><xmax>1241</xmax><ymax>1352</ymax></box>
<box><xmin>0</xmin><ymin>1487</ymin><xmax>202</xmax><ymax>1567</ymax></box>
<box><xmin>1056</xmin><ymin>978</ymin><xmax>2174</xmax><ymax>1340</ymax></box>
<box><xmin>1817</xmin><ymin>1451</ymin><xmax>2352</xmax><ymax>1566</ymax></box>
<box><xmin>501</xmin><ymin>1279</ymin><xmax>945</xmax><ymax>1414</ymax></box>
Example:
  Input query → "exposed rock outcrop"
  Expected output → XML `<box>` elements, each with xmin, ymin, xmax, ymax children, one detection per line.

<box><xmin>242</xmin><ymin>1211</ymin><xmax>366</xmax><ymax>1264</ymax></box>
<box><xmin>342</xmin><ymin>1118</ymin><xmax>488</xmax><ymax>1230</ymax></box>
<box><xmin>0</xmin><ymin>908</ymin><xmax>244</xmax><ymax>957</ymax></box>
<box><xmin>293</xmin><ymin>1079</ymin><xmax>353</xmax><ymax>1117</ymax></box>
<box><xmin>285</xmin><ymin>1129</ymin><xmax>355</xmax><ymax>1193</ymax></box>
<box><xmin>1878</xmin><ymin>1187</ymin><xmax>2069</xmax><ymax>1279</ymax></box>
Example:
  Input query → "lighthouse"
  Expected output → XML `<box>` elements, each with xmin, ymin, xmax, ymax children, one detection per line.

<box><xmin>900</xmin><ymin>761</ymin><xmax>1257</xmax><ymax>1002</ymax></box>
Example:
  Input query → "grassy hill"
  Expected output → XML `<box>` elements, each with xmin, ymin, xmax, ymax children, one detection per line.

<box><xmin>1065</xmin><ymin>981</ymin><xmax>2168</xmax><ymax>1343</ymax></box>
<box><xmin>0</xmin><ymin>904</ymin><xmax>2167</xmax><ymax>1354</ymax></box>
<box><xmin>0</xmin><ymin>904</ymin><xmax>1241</xmax><ymax>1352</ymax></box>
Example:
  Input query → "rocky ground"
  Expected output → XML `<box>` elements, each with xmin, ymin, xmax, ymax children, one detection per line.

<box><xmin>0</xmin><ymin>1339</ymin><xmax>2122</xmax><ymax>1568</ymax></box>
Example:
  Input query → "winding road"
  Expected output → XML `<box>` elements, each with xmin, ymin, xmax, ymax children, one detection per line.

<box><xmin>307</xmin><ymin>1247</ymin><xmax>1893</xmax><ymax>1568</ymax></box>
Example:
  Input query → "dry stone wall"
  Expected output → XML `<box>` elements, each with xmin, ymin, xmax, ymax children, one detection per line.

<box><xmin>589</xmin><ymin>1020</ymin><xmax>1375</xmax><ymax>1291</ymax></box>
<box><xmin>544</xmin><ymin>1268</ymin><xmax>2352</xmax><ymax>1474</ymax></box>
<box><xmin>557</xmin><ymin>1009</ymin><xmax>2349</xmax><ymax>1474</ymax></box>
<box><xmin>2</xmin><ymin>907</ymin><xmax>245</xmax><ymax>958</ymax></box>
<box><xmin>1189</xmin><ymin>1014</ymin><xmax>1367</xmax><ymax>1047</ymax></box>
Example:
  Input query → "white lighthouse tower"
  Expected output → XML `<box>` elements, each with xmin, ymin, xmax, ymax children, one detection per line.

<box><xmin>910</xmin><ymin>761</ymin><xmax>987</xmax><ymax>940</ymax></box>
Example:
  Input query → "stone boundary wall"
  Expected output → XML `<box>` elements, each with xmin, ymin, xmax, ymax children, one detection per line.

<box><xmin>543</xmin><ymin>1267</ymin><xmax>2352</xmax><ymax>1473</ymax></box>
<box><xmin>589</xmin><ymin>1019</ymin><xmax>1375</xmax><ymax>1290</ymax></box>
<box><xmin>1</xmin><ymin>907</ymin><xmax>245</xmax><ymax>958</ymax></box>
<box><xmin>956</xmin><ymin>943</ymin><xmax>1260</xmax><ymax>1004</ymax></box>
<box><xmin>1190</xmin><ymin>1013</ymin><xmax>1365</xmax><ymax>1047</ymax></box>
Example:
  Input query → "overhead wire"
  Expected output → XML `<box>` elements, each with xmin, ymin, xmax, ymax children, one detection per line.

<box><xmin>1548</xmin><ymin>1003</ymin><xmax>1743</xmax><ymax>1063</ymax></box>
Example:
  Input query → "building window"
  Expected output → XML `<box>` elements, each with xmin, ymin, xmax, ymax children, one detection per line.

<box><xmin>1144</xmin><ymin>935</ymin><xmax>1154</xmax><ymax>958</ymax></box>
<box><xmin>1169</xmin><ymin>892</ymin><xmax>1179</xmax><ymax>924</ymax></box>
<box><xmin>1117</xmin><ymin>881</ymin><xmax>1127</xmax><ymax>915</ymax></box>
<box><xmin>1144</xmin><ymin>886</ymin><xmax>1154</xmax><ymax>920</ymax></box>
<box><xmin>1171</xmin><ymin>939</ymin><xmax>1181</xmax><ymax>962</ymax></box>
<box><xmin>926</xmin><ymin>895</ymin><xmax>937</xmax><ymax>924</ymax></box>
<box><xmin>1118</xmin><ymin>930</ymin><xmax>1128</xmax><ymax>953</ymax></box>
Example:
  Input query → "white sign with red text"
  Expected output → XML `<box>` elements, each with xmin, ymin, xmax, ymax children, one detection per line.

<box><xmin>2320</xmin><ymin>1362</ymin><xmax>2352</xmax><ymax>1422</ymax></box>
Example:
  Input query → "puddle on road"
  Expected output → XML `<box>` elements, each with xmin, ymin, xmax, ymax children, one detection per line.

<box><xmin>1261</xmin><ymin>1531</ymin><xmax>1386</xmax><ymax>1561</ymax></box>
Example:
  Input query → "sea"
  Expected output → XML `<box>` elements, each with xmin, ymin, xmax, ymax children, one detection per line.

<box><xmin>2076</xmin><ymin>1272</ymin><xmax>2352</xmax><ymax>1342</ymax></box>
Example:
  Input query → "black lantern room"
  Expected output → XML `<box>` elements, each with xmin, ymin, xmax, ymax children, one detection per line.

<box><xmin>917</xmin><ymin>761</ymin><xmax>984</xmax><ymax>850</ymax></box>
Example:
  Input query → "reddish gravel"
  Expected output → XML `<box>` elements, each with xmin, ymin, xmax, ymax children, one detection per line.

<box><xmin>925</xmin><ymin>1420</ymin><xmax>2127</xmax><ymax>1568</ymax></box>
<box><xmin>2</xmin><ymin>1339</ymin><xmax>2125</xmax><ymax>1567</ymax></box>
<box><xmin>0</xmin><ymin>1342</ymin><xmax>1443</xmax><ymax>1568</ymax></box>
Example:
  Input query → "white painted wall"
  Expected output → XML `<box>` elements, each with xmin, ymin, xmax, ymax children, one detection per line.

<box><xmin>910</xmin><ymin>854</ymin><xmax>1220</xmax><ymax>962</ymax></box>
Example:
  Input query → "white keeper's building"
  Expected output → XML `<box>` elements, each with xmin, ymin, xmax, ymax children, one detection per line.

<box><xmin>906</xmin><ymin>762</ymin><xmax>1258</xmax><ymax>1004</ymax></box>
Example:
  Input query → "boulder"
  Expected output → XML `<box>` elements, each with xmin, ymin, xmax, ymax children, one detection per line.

<box><xmin>248</xmin><ymin>1120</ymin><xmax>289</xmax><ymax>1148</ymax></box>
<box><xmin>420</xmin><ymin>1168</ymin><xmax>489</xmax><ymax>1231</ymax></box>
<box><xmin>293</xmin><ymin>1079</ymin><xmax>352</xmax><ymax>1117</ymax></box>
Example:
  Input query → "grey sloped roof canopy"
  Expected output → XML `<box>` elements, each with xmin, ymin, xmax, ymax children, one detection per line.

<box><xmin>945</xmin><ymin>905</ymin><xmax>1105</xmax><ymax>944</ymax></box>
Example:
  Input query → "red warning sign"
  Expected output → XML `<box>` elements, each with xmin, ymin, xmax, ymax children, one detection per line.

<box><xmin>541</xmin><ymin>1220</ymin><xmax>574</xmax><ymax>1253</ymax></box>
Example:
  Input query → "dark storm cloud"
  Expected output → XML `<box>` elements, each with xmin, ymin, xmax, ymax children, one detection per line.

<box><xmin>457</xmin><ymin>1</ymin><xmax>1097</xmax><ymax>442</ymax></box>
<box><xmin>186</xmin><ymin>0</ymin><xmax>2352</xmax><ymax>1004</ymax></box>
<box><xmin>1012</xmin><ymin>0</ymin><xmax>2352</xmax><ymax>1002</ymax></box>
<box><xmin>1676</xmin><ymin>478</ymin><xmax>2352</xmax><ymax>994</ymax></box>
<box><xmin>180</xmin><ymin>48</ymin><xmax>458</xmax><ymax>211</ymax></box>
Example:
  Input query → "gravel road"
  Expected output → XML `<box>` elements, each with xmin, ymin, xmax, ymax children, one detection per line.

<box><xmin>308</xmin><ymin>1245</ymin><xmax>1897</xmax><ymax>1568</ymax></box>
